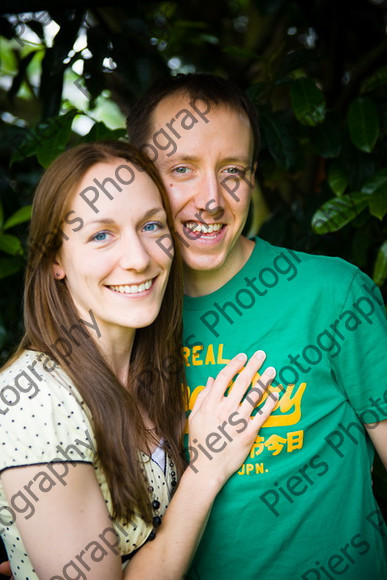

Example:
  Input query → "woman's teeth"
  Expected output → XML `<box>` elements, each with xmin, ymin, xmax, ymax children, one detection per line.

<box><xmin>108</xmin><ymin>280</ymin><xmax>152</xmax><ymax>294</ymax></box>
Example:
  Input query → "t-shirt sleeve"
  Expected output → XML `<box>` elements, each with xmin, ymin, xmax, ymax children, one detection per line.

<box><xmin>0</xmin><ymin>352</ymin><xmax>96</xmax><ymax>473</ymax></box>
<box><xmin>330</xmin><ymin>268</ymin><xmax>387</xmax><ymax>423</ymax></box>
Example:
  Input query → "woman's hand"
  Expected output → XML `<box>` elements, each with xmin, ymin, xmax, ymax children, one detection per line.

<box><xmin>125</xmin><ymin>350</ymin><xmax>278</xmax><ymax>579</ymax></box>
<box><xmin>0</xmin><ymin>561</ymin><xmax>13</xmax><ymax>579</ymax></box>
<box><xmin>187</xmin><ymin>350</ymin><xmax>277</xmax><ymax>486</ymax></box>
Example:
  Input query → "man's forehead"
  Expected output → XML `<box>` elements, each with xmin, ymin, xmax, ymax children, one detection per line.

<box><xmin>151</xmin><ymin>92</ymin><xmax>251</xmax><ymax>131</ymax></box>
<box><xmin>147</xmin><ymin>94</ymin><xmax>254</xmax><ymax>164</ymax></box>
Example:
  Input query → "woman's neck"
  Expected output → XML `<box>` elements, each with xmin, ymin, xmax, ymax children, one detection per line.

<box><xmin>98</xmin><ymin>328</ymin><xmax>135</xmax><ymax>387</ymax></box>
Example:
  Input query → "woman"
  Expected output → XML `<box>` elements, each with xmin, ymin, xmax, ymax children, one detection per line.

<box><xmin>0</xmin><ymin>141</ymin><xmax>277</xmax><ymax>579</ymax></box>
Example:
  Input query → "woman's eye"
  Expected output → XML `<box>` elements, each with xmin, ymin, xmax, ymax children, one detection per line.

<box><xmin>91</xmin><ymin>231</ymin><xmax>110</xmax><ymax>242</ymax></box>
<box><xmin>143</xmin><ymin>221</ymin><xmax>164</xmax><ymax>232</ymax></box>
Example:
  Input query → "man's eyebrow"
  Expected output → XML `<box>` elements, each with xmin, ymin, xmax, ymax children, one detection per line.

<box><xmin>220</xmin><ymin>156</ymin><xmax>252</xmax><ymax>165</ymax></box>
<box><xmin>162</xmin><ymin>154</ymin><xmax>252</xmax><ymax>165</ymax></box>
<box><xmin>165</xmin><ymin>154</ymin><xmax>201</xmax><ymax>163</ymax></box>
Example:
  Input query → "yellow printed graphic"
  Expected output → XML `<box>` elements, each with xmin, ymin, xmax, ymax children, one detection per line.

<box><xmin>238</xmin><ymin>463</ymin><xmax>266</xmax><ymax>475</ymax></box>
<box><xmin>182</xmin><ymin>344</ymin><xmax>231</xmax><ymax>367</ymax></box>
<box><xmin>184</xmin><ymin>344</ymin><xmax>307</xmax><ymax>427</ymax></box>
<box><xmin>260</xmin><ymin>382</ymin><xmax>307</xmax><ymax>427</ymax></box>
<box><xmin>250</xmin><ymin>430</ymin><xmax>304</xmax><ymax>458</ymax></box>
<box><xmin>183</xmin><ymin>344</ymin><xmax>308</xmax><ymax>470</ymax></box>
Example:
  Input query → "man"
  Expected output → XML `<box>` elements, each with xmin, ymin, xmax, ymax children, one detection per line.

<box><xmin>127</xmin><ymin>74</ymin><xmax>387</xmax><ymax>579</ymax></box>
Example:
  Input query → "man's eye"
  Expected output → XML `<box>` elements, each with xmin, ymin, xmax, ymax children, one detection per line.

<box><xmin>223</xmin><ymin>167</ymin><xmax>245</xmax><ymax>175</ymax></box>
<box><xmin>173</xmin><ymin>166</ymin><xmax>191</xmax><ymax>174</ymax></box>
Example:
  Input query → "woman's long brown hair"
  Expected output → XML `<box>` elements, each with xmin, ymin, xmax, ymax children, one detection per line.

<box><xmin>10</xmin><ymin>141</ymin><xmax>186</xmax><ymax>523</ymax></box>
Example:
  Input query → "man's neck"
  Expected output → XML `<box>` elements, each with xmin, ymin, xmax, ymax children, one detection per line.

<box><xmin>184</xmin><ymin>237</ymin><xmax>255</xmax><ymax>297</ymax></box>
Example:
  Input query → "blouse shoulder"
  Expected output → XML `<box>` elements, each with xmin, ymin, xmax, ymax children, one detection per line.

<box><xmin>0</xmin><ymin>350</ymin><xmax>95</xmax><ymax>472</ymax></box>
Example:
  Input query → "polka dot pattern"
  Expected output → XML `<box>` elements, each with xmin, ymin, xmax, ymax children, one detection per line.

<box><xmin>0</xmin><ymin>351</ymin><xmax>175</xmax><ymax>577</ymax></box>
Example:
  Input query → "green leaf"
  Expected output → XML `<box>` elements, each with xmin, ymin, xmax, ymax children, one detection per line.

<box><xmin>311</xmin><ymin>194</ymin><xmax>368</xmax><ymax>233</ymax></box>
<box><xmin>260</xmin><ymin>112</ymin><xmax>298</xmax><ymax>169</ymax></box>
<box><xmin>3</xmin><ymin>205</ymin><xmax>32</xmax><ymax>230</ymax></box>
<box><xmin>352</xmin><ymin>226</ymin><xmax>372</xmax><ymax>267</ymax></box>
<box><xmin>11</xmin><ymin>110</ymin><xmax>78</xmax><ymax>167</ymax></box>
<box><xmin>361</xmin><ymin>168</ymin><xmax>387</xmax><ymax>195</ymax></box>
<box><xmin>290</xmin><ymin>78</ymin><xmax>326</xmax><ymax>126</ymax></box>
<box><xmin>361</xmin><ymin>65</ymin><xmax>387</xmax><ymax>94</ymax></box>
<box><xmin>36</xmin><ymin>110</ymin><xmax>78</xmax><ymax>168</ymax></box>
<box><xmin>276</xmin><ymin>49</ymin><xmax>318</xmax><ymax>81</ymax></box>
<box><xmin>310</xmin><ymin>115</ymin><xmax>341</xmax><ymax>158</ymax></box>
<box><xmin>347</xmin><ymin>97</ymin><xmax>379</xmax><ymax>153</ymax></box>
<box><xmin>0</xmin><ymin>233</ymin><xmax>24</xmax><ymax>256</ymax></box>
<box><xmin>369</xmin><ymin>191</ymin><xmax>387</xmax><ymax>220</ymax></box>
<box><xmin>10</xmin><ymin>128</ymin><xmax>43</xmax><ymax>164</ymax></box>
<box><xmin>83</xmin><ymin>122</ymin><xmax>127</xmax><ymax>143</ymax></box>
<box><xmin>246</xmin><ymin>82</ymin><xmax>267</xmax><ymax>104</ymax></box>
<box><xmin>373</xmin><ymin>240</ymin><xmax>387</xmax><ymax>287</ymax></box>
<box><xmin>328</xmin><ymin>161</ymin><xmax>348</xmax><ymax>196</ymax></box>
<box><xmin>0</xmin><ymin>257</ymin><xmax>24</xmax><ymax>279</ymax></box>
<box><xmin>340</xmin><ymin>139</ymin><xmax>375</xmax><ymax>191</ymax></box>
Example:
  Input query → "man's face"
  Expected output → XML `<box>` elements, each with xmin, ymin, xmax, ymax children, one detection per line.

<box><xmin>149</xmin><ymin>94</ymin><xmax>256</xmax><ymax>294</ymax></box>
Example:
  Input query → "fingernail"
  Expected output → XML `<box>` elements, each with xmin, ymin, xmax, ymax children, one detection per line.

<box><xmin>266</xmin><ymin>366</ymin><xmax>276</xmax><ymax>376</ymax></box>
<box><xmin>254</xmin><ymin>350</ymin><xmax>266</xmax><ymax>359</ymax></box>
<box><xmin>236</xmin><ymin>353</ymin><xmax>247</xmax><ymax>361</ymax></box>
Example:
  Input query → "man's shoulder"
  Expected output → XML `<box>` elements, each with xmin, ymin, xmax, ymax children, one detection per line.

<box><xmin>254</xmin><ymin>237</ymin><xmax>360</xmax><ymax>284</ymax></box>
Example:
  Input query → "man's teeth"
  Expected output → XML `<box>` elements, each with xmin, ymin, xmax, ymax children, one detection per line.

<box><xmin>184</xmin><ymin>222</ymin><xmax>223</xmax><ymax>234</ymax></box>
<box><xmin>109</xmin><ymin>280</ymin><xmax>152</xmax><ymax>294</ymax></box>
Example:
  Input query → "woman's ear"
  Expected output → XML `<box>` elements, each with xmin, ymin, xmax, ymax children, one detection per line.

<box><xmin>52</xmin><ymin>260</ymin><xmax>65</xmax><ymax>280</ymax></box>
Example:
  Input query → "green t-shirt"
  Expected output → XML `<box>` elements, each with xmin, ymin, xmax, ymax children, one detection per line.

<box><xmin>183</xmin><ymin>238</ymin><xmax>387</xmax><ymax>580</ymax></box>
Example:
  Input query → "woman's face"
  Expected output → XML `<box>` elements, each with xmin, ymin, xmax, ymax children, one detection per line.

<box><xmin>55</xmin><ymin>159</ymin><xmax>172</xmax><ymax>345</ymax></box>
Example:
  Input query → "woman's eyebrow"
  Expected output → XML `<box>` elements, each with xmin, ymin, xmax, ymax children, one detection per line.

<box><xmin>82</xmin><ymin>208</ymin><xmax>166</xmax><ymax>228</ymax></box>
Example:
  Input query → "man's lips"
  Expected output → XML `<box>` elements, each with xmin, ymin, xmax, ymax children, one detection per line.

<box><xmin>106</xmin><ymin>278</ymin><xmax>154</xmax><ymax>295</ymax></box>
<box><xmin>184</xmin><ymin>221</ymin><xmax>224</xmax><ymax>234</ymax></box>
<box><xmin>183</xmin><ymin>221</ymin><xmax>225</xmax><ymax>239</ymax></box>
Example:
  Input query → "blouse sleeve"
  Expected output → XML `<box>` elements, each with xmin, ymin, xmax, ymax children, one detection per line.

<box><xmin>0</xmin><ymin>350</ymin><xmax>96</xmax><ymax>473</ymax></box>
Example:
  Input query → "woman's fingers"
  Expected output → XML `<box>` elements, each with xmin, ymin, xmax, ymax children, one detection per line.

<box><xmin>250</xmin><ymin>390</ymin><xmax>279</xmax><ymax>430</ymax></box>
<box><xmin>207</xmin><ymin>353</ymin><xmax>248</xmax><ymax>401</ymax></box>
<box><xmin>226</xmin><ymin>350</ymin><xmax>267</xmax><ymax>407</ymax></box>
<box><xmin>238</xmin><ymin>365</ymin><xmax>277</xmax><ymax>413</ymax></box>
<box><xmin>192</xmin><ymin>351</ymin><xmax>277</xmax><ymax>418</ymax></box>
<box><xmin>190</xmin><ymin>377</ymin><xmax>214</xmax><ymax>416</ymax></box>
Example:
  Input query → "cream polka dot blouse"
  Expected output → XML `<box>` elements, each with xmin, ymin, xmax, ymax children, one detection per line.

<box><xmin>0</xmin><ymin>350</ymin><xmax>175</xmax><ymax>579</ymax></box>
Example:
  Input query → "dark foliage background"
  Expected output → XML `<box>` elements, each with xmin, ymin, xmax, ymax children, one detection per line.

<box><xmin>0</xmin><ymin>1</ymin><xmax>386</xmax><ymax>564</ymax></box>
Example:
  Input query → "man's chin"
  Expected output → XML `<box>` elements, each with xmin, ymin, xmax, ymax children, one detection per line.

<box><xmin>182</xmin><ymin>253</ymin><xmax>224</xmax><ymax>273</ymax></box>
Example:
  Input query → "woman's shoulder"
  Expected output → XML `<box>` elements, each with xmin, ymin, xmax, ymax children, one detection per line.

<box><xmin>0</xmin><ymin>349</ymin><xmax>95</xmax><ymax>470</ymax></box>
<box><xmin>1</xmin><ymin>349</ymin><xmax>84</xmax><ymax>405</ymax></box>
